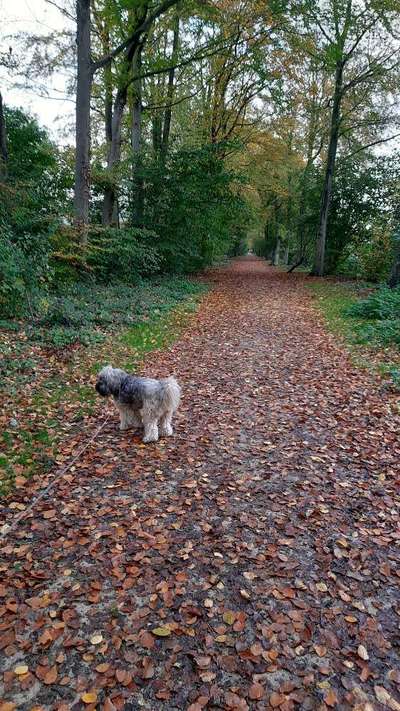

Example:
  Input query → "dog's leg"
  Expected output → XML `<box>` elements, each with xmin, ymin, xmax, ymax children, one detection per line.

<box><xmin>130</xmin><ymin>411</ymin><xmax>143</xmax><ymax>428</ymax></box>
<box><xmin>159</xmin><ymin>410</ymin><xmax>174</xmax><ymax>437</ymax></box>
<box><xmin>116</xmin><ymin>403</ymin><xmax>136</xmax><ymax>431</ymax></box>
<box><xmin>142</xmin><ymin>419</ymin><xmax>159</xmax><ymax>443</ymax></box>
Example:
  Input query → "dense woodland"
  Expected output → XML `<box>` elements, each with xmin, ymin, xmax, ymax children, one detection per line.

<box><xmin>1</xmin><ymin>0</ymin><xmax>400</xmax><ymax>327</ymax></box>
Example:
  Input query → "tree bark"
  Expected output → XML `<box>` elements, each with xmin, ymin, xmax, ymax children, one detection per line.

<box><xmin>131</xmin><ymin>47</ymin><xmax>144</xmax><ymax>226</ymax></box>
<box><xmin>0</xmin><ymin>92</ymin><xmax>8</xmax><ymax>181</ymax></box>
<box><xmin>74</xmin><ymin>0</ymin><xmax>92</xmax><ymax>242</ymax></box>
<box><xmin>311</xmin><ymin>61</ymin><xmax>343</xmax><ymax>276</ymax></box>
<box><xmin>160</xmin><ymin>11</ymin><xmax>179</xmax><ymax>161</ymax></box>
<box><xmin>283</xmin><ymin>244</ymin><xmax>289</xmax><ymax>265</ymax></box>
<box><xmin>273</xmin><ymin>238</ymin><xmax>281</xmax><ymax>266</ymax></box>
<box><xmin>388</xmin><ymin>234</ymin><xmax>400</xmax><ymax>288</ymax></box>
<box><xmin>102</xmin><ymin>85</ymin><xmax>127</xmax><ymax>226</ymax></box>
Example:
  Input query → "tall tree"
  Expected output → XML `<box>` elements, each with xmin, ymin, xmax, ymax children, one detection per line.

<box><xmin>75</xmin><ymin>0</ymin><xmax>91</xmax><ymax>240</ymax></box>
<box><xmin>74</xmin><ymin>0</ymin><xmax>181</xmax><ymax>231</ymax></box>
<box><xmin>294</xmin><ymin>0</ymin><xmax>400</xmax><ymax>276</ymax></box>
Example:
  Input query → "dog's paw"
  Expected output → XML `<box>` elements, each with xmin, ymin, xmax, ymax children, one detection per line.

<box><xmin>142</xmin><ymin>434</ymin><xmax>159</xmax><ymax>444</ymax></box>
<box><xmin>160</xmin><ymin>425</ymin><xmax>173</xmax><ymax>437</ymax></box>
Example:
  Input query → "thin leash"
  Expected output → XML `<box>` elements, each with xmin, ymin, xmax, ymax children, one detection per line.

<box><xmin>0</xmin><ymin>412</ymin><xmax>111</xmax><ymax>542</ymax></box>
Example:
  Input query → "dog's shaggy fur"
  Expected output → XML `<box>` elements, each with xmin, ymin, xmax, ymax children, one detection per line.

<box><xmin>95</xmin><ymin>365</ymin><xmax>181</xmax><ymax>443</ymax></box>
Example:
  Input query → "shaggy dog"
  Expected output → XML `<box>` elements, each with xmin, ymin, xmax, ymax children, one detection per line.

<box><xmin>95</xmin><ymin>365</ymin><xmax>181</xmax><ymax>443</ymax></box>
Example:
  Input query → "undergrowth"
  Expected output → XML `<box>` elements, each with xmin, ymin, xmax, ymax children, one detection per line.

<box><xmin>309</xmin><ymin>281</ymin><xmax>400</xmax><ymax>390</ymax></box>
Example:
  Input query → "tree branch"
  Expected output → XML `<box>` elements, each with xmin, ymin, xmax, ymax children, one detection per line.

<box><xmin>342</xmin><ymin>132</ymin><xmax>400</xmax><ymax>160</ymax></box>
<box><xmin>92</xmin><ymin>0</ymin><xmax>180</xmax><ymax>72</ymax></box>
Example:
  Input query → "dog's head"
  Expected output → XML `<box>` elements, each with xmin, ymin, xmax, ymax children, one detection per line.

<box><xmin>95</xmin><ymin>365</ymin><xmax>127</xmax><ymax>398</ymax></box>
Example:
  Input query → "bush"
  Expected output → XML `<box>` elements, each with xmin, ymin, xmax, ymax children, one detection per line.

<box><xmin>86</xmin><ymin>227</ymin><xmax>162</xmax><ymax>283</ymax></box>
<box><xmin>337</xmin><ymin>223</ymin><xmax>393</xmax><ymax>281</ymax></box>
<box><xmin>0</xmin><ymin>227</ymin><xmax>52</xmax><ymax>318</ymax></box>
<box><xmin>347</xmin><ymin>286</ymin><xmax>400</xmax><ymax>320</ymax></box>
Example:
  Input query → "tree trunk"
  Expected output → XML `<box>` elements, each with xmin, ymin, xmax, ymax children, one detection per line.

<box><xmin>0</xmin><ymin>92</ymin><xmax>8</xmax><ymax>181</ymax></box>
<box><xmin>104</xmin><ymin>35</ymin><xmax>113</xmax><ymax>146</ymax></box>
<box><xmin>160</xmin><ymin>11</ymin><xmax>179</xmax><ymax>161</ymax></box>
<box><xmin>283</xmin><ymin>244</ymin><xmax>289</xmax><ymax>265</ymax></box>
<box><xmin>102</xmin><ymin>86</ymin><xmax>127</xmax><ymax>226</ymax></box>
<box><xmin>74</xmin><ymin>0</ymin><xmax>92</xmax><ymax>242</ymax></box>
<box><xmin>152</xmin><ymin>102</ymin><xmax>163</xmax><ymax>156</ymax></box>
<box><xmin>273</xmin><ymin>238</ymin><xmax>281</xmax><ymax>266</ymax></box>
<box><xmin>388</xmin><ymin>234</ymin><xmax>400</xmax><ymax>288</ymax></box>
<box><xmin>311</xmin><ymin>61</ymin><xmax>343</xmax><ymax>276</ymax></box>
<box><xmin>131</xmin><ymin>47</ymin><xmax>144</xmax><ymax>226</ymax></box>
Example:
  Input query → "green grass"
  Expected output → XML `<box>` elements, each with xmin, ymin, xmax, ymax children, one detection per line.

<box><xmin>308</xmin><ymin>281</ymin><xmax>400</xmax><ymax>390</ymax></box>
<box><xmin>0</xmin><ymin>277</ymin><xmax>208</xmax><ymax>496</ymax></box>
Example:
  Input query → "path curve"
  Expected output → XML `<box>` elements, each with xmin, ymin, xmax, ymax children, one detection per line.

<box><xmin>1</xmin><ymin>257</ymin><xmax>399</xmax><ymax>711</ymax></box>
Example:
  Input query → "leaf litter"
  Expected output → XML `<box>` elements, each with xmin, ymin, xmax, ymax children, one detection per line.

<box><xmin>0</xmin><ymin>257</ymin><xmax>399</xmax><ymax>710</ymax></box>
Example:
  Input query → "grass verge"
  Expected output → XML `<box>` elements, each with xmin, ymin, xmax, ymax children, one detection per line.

<box><xmin>308</xmin><ymin>280</ymin><xmax>400</xmax><ymax>391</ymax></box>
<box><xmin>0</xmin><ymin>278</ymin><xmax>207</xmax><ymax>497</ymax></box>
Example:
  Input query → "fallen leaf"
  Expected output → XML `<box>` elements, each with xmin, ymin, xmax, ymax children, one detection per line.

<box><xmin>223</xmin><ymin>611</ymin><xmax>236</xmax><ymax>625</ymax></box>
<box><xmin>152</xmin><ymin>626</ymin><xmax>171</xmax><ymax>637</ymax></box>
<box><xmin>14</xmin><ymin>665</ymin><xmax>29</xmax><ymax>676</ymax></box>
<box><xmin>81</xmin><ymin>692</ymin><xmax>98</xmax><ymax>704</ymax></box>
<box><xmin>43</xmin><ymin>666</ymin><xmax>58</xmax><ymax>685</ymax></box>
<box><xmin>90</xmin><ymin>634</ymin><xmax>103</xmax><ymax>645</ymax></box>
<box><xmin>325</xmin><ymin>689</ymin><xmax>338</xmax><ymax>707</ymax></box>
<box><xmin>249</xmin><ymin>683</ymin><xmax>264</xmax><ymax>700</ymax></box>
<box><xmin>357</xmin><ymin>644</ymin><xmax>369</xmax><ymax>660</ymax></box>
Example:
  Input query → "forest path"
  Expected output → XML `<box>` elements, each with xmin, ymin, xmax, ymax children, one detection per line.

<box><xmin>1</xmin><ymin>257</ymin><xmax>400</xmax><ymax>711</ymax></box>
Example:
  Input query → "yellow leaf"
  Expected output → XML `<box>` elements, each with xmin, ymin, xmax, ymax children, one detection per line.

<box><xmin>316</xmin><ymin>582</ymin><xmax>328</xmax><ymax>592</ymax></box>
<box><xmin>14</xmin><ymin>665</ymin><xmax>29</xmax><ymax>676</ymax></box>
<box><xmin>223</xmin><ymin>611</ymin><xmax>236</xmax><ymax>625</ymax></box>
<box><xmin>152</xmin><ymin>626</ymin><xmax>171</xmax><ymax>637</ymax></box>
<box><xmin>81</xmin><ymin>692</ymin><xmax>98</xmax><ymax>704</ymax></box>
<box><xmin>90</xmin><ymin>634</ymin><xmax>103</xmax><ymax>645</ymax></box>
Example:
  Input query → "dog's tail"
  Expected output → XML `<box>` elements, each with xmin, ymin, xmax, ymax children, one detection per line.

<box><xmin>161</xmin><ymin>377</ymin><xmax>181</xmax><ymax>412</ymax></box>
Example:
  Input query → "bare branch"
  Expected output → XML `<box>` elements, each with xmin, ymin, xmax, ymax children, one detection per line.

<box><xmin>341</xmin><ymin>132</ymin><xmax>400</xmax><ymax>160</ymax></box>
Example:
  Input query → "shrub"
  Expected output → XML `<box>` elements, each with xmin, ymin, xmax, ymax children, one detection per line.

<box><xmin>86</xmin><ymin>227</ymin><xmax>162</xmax><ymax>283</ymax></box>
<box><xmin>0</xmin><ymin>227</ymin><xmax>52</xmax><ymax>318</ymax></box>
<box><xmin>347</xmin><ymin>286</ymin><xmax>400</xmax><ymax>320</ymax></box>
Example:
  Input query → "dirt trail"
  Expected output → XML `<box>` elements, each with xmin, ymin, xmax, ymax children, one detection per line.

<box><xmin>1</xmin><ymin>257</ymin><xmax>399</xmax><ymax>711</ymax></box>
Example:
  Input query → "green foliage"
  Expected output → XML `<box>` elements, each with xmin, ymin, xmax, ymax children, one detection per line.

<box><xmin>347</xmin><ymin>286</ymin><xmax>400</xmax><ymax>320</ymax></box>
<box><xmin>356</xmin><ymin>319</ymin><xmax>400</xmax><ymax>347</ymax></box>
<box><xmin>0</xmin><ymin>108</ymin><xmax>72</xmax><ymax>318</ymax></box>
<box><xmin>24</xmin><ymin>276</ymin><xmax>205</xmax><ymax>348</ymax></box>
<box><xmin>0</xmin><ymin>227</ymin><xmax>53</xmax><ymax>317</ymax></box>
<box><xmin>327</xmin><ymin>156</ymin><xmax>400</xmax><ymax>276</ymax></box>
<box><xmin>140</xmin><ymin>144</ymin><xmax>251</xmax><ymax>273</ymax></box>
<box><xmin>309</xmin><ymin>280</ymin><xmax>399</xmax><ymax>390</ymax></box>
<box><xmin>86</xmin><ymin>227</ymin><xmax>162</xmax><ymax>282</ymax></box>
<box><xmin>4</xmin><ymin>106</ymin><xmax>56</xmax><ymax>183</ymax></box>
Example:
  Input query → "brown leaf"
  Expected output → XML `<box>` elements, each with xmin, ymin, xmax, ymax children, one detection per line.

<box><xmin>270</xmin><ymin>692</ymin><xmax>285</xmax><ymax>708</ymax></box>
<box><xmin>43</xmin><ymin>666</ymin><xmax>58</xmax><ymax>685</ymax></box>
<box><xmin>96</xmin><ymin>663</ymin><xmax>110</xmax><ymax>673</ymax></box>
<box><xmin>324</xmin><ymin>689</ymin><xmax>338</xmax><ymax>707</ymax></box>
<box><xmin>249</xmin><ymin>683</ymin><xmax>264</xmax><ymax>700</ymax></box>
